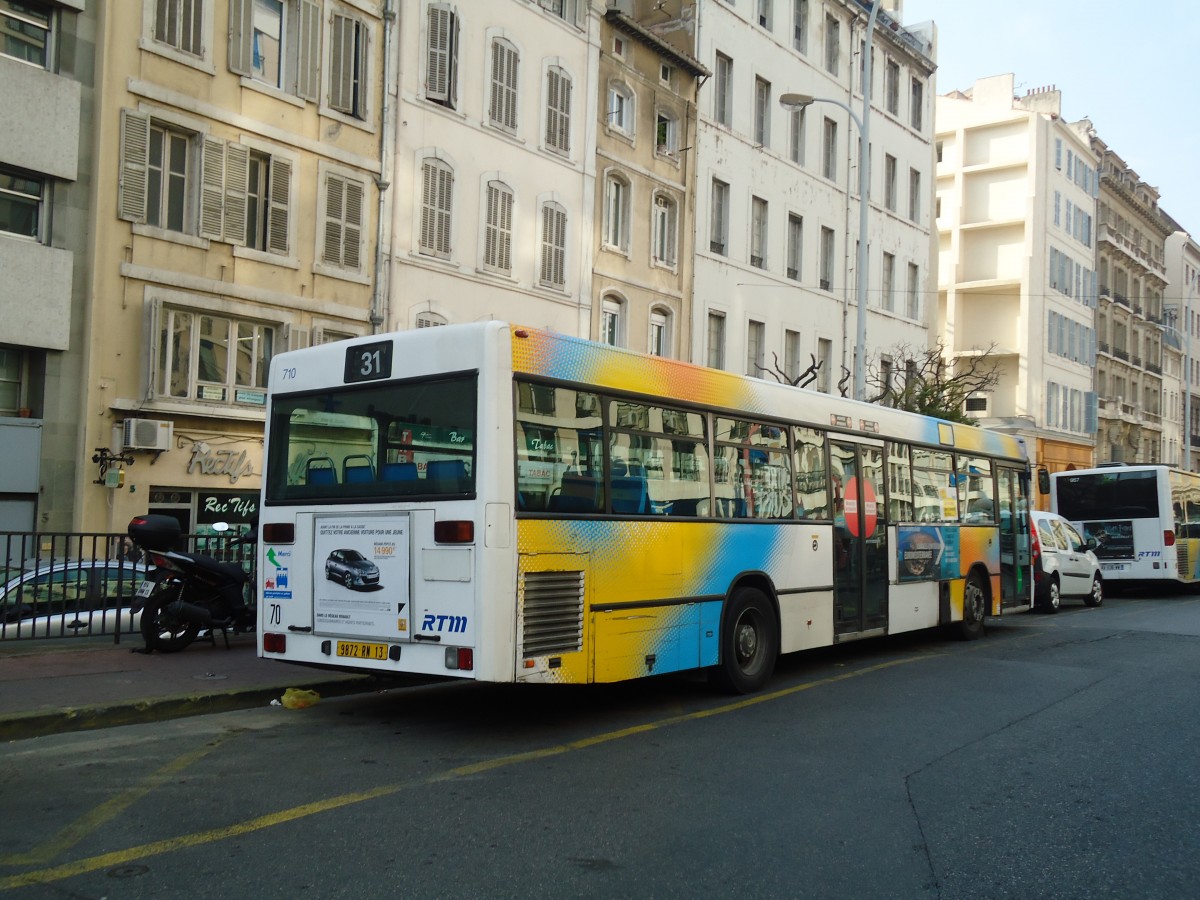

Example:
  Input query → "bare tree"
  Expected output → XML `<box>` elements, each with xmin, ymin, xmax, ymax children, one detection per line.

<box><xmin>865</xmin><ymin>339</ymin><xmax>1003</xmax><ymax>423</ymax></box>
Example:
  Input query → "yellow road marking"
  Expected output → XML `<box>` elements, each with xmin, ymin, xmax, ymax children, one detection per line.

<box><xmin>0</xmin><ymin>653</ymin><xmax>937</xmax><ymax>891</ymax></box>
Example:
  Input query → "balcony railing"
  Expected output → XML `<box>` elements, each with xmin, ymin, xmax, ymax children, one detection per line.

<box><xmin>1113</xmin><ymin>347</ymin><xmax>1130</xmax><ymax>362</ymax></box>
<box><xmin>1098</xmin><ymin>340</ymin><xmax>1111</xmax><ymax>354</ymax></box>
<box><xmin>1113</xmin><ymin>291</ymin><xmax>1130</xmax><ymax>308</ymax></box>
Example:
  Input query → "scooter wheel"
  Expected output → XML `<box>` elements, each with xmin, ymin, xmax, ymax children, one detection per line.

<box><xmin>140</xmin><ymin>590</ymin><xmax>201</xmax><ymax>653</ymax></box>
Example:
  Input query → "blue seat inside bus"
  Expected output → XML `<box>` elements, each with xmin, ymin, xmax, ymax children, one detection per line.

<box><xmin>548</xmin><ymin>474</ymin><xmax>602</xmax><ymax>513</ymax></box>
<box><xmin>426</xmin><ymin>459</ymin><xmax>467</xmax><ymax>486</ymax></box>
<box><xmin>306</xmin><ymin>457</ymin><xmax>337</xmax><ymax>485</ymax></box>
<box><xmin>611</xmin><ymin>475</ymin><xmax>649</xmax><ymax>514</ymax></box>
<box><xmin>380</xmin><ymin>461</ymin><xmax>418</xmax><ymax>482</ymax></box>
<box><xmin>343</xmin><ymin>455</ymin><xmax>374</xmax><ymax>484</ymax></box>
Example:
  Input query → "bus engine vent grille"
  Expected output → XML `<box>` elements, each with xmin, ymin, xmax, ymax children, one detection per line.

<box><xmin>1178</xmin><ymin>543</ymin><xmax>1189</xmax><ymax>575</ymax></box>
<box><xmin>521</xmin><ymin>570</ymin><xmax>584</xmax><ymax>656</ymax></box>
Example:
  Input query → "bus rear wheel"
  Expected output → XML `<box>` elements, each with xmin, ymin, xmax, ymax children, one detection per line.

<box><xmin>956</xmin><ymin>572</ymin><xmax>987</xmax><ymax>641</ymax></box>
<box><xmin>712</xmin><ymin>587</ymin><xmax>778</xmax><ymax>694</ymax></box>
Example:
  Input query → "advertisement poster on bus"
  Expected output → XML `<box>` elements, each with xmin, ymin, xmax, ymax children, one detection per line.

<box><xmin>312</xmin><ymin>516</ymin><xmax>410</xmax><ymax>638</ymax></box>
<box><xmin>1079</xmin><ymin>520</ymin><xmax>1134</xmax><ymax>560</ymax></box>
<box><xmin>897</xmin><ymin>526</ymin><xmax>962</xmax><ymax>582</ymax></box>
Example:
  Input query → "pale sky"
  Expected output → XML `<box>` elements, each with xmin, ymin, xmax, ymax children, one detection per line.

<box><xmin>904</xmin><ymin>0</ymin><xmax>1200</xmax><ymax>237</ymax></box>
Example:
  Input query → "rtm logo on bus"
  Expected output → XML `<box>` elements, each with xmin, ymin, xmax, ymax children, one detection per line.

<box><xmin>422</xmin><ymin>614</ymin><xmax>468</xmax><ymax>633</ymax></box>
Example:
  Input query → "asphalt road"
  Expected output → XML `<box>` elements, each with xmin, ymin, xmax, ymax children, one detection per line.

<box><xmin>1</xmin><ymin>592</ymin><xmax>1198</xmax><ymax>899</ymax></box>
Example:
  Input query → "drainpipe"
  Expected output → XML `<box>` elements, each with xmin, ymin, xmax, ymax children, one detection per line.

<box><xmin>371</xmin><ymin>0</ymin><xmax>398</xmax><ymax>334</ymax></box>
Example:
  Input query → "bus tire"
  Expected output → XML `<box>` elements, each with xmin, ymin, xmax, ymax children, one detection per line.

<box><xmin>712</xmin><ymin>586</ymin><xmax>778</xmax><ymax>694</ymax></box>
<box><xmin>956</xmin><ymin>572</ymin><xmax>987</xmax><ymax>641</ymax></box>
<box><xmin>1084</xmin><ymin>576</ymin><xmax>1104</xmax><ymax>608</ymax></box>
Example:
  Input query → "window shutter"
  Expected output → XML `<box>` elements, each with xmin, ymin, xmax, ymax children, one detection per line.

<box><xmin>556</xmin><ymin>72</ymin><xmax>571</xmax><ymax>151</ymax></box>
<box><xmin>118</xmin><ymin>109</ymin><xmax>150</xmax><ymax>223</ymax></box>
<box><xmin>297</xmin><ymin>0</ymin><xmax>321</xmax><ymax>102</ymax></box>
<box><xmin>427</xmin><ymin>6</ymin><xmax>450</xmax><ymax>102</ymax></box>
<box><xmin>448</xmin><ymin>13</ymin><xmax>459</xmax><ymax>109</ymax></box>
<box><xmin>540</xmin><ymin>204</ymin><xmax>566</xmax><ymax>288</ymax></box>
<box><xmin>223</xmin><ymin>142</ymin><xmax>250</xmax><ymax>245</ymax></box>
<box><xmin>330</xmin><ymin>12</ymin><xmax>352</xmax><ymax>112</ymax></box>
<box><xmin>227</xmin><ymin>0</ymin><xmax>253</xmax><ymax>77</ymax></box>
<box><xmin>483</xmin><ymin>183</ymin><xmax>498</xmax><ymax>268</ymax></box>
<box><xmin>285</xmin><ymin>325</ymin><xmax>310</xmax><ymax>350</ymax></box>
<box><xmin>498</xmin><ymin>185</ymin><xmax>512</xmax><ymax>271</ymax></box>
<box><xmin>324</xmin><ymin>174</ymin><xmax>345</xmax><ymax>265</ymax></box>
<box><xmin>267</xmin><ymin>156</ymin><xmax>291</xmax><ymax>255</ymax></box>
<box><xmin>200</xmin><ymin>136</ymin><xmax>226</xmax><ymax>240</ymax></box>
<box><xmin>420</xmin><ymin>161</ymin><xmax>452</xmax><ymax>258</ymax></box>
<box><xmin>419</xmin><ymin>163</ymin><xmax>436</xmax><ymax>253</ymax></box>
<box><xmin>343</xmin><ymin>178</ymin><xmax>363</xmax><ymax>270</ymax></box>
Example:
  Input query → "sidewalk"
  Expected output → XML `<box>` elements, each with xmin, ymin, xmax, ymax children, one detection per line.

<box><xmin>0</xmin><ymin>633</ymin><xmax>379</xmax><ymax>742</ymax></box>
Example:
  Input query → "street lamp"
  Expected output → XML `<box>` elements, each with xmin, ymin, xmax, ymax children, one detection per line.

<box><xmin>780</xmin><ymin>3</ymin><xmax>878</xmax><ymax>401</ymax></box>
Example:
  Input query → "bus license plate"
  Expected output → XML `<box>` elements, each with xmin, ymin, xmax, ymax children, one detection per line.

<box><xmin>135</xmin><ymin>580</ymin><xmax>156</xmax><ymax>599</ymax></box>
<box><xmin>336</xmin><ymin>641</ymin><xmax>389</xmax><ymax>660</ymax></box>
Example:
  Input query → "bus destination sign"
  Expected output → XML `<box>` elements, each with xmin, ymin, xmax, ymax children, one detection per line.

<box><xmin>344</xmin><ymin>340</ymin><xmax>394</xmax><ymax>383</ymax></box>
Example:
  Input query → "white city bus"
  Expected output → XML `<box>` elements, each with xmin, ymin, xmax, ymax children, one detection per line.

<box><xmin>1051</xmin><ymin>464</ymin><xmax>1200</xmax><ymax>588</ymax></box>
<box><xmin>257</xmin><ymin>323</ymin><xmax>1032</xmax><ymax>692</ymax></box>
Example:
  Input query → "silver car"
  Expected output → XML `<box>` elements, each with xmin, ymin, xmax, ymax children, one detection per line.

<box><xmin>1</xmin><ymin>559</ymin><xmax>148</xmax><ymax>638</ymax></box>
<box><xmin>1031</xmin><ymin>511</ymin><xmax>1103</xmax><ymax>612</ymax></box>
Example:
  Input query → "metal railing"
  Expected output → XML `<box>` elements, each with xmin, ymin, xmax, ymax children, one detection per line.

<box><xmin>1</xmin><ymin>530</ymin><xmax>254</xmax><ymax>643</ymax></box>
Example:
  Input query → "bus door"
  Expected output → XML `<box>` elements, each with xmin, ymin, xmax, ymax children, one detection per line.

<box><xmin>996</xmin><ymin>466</ymin><xmax>1032</xmax><ymax>608</ymax></box>
<box><xmin>830</xmin><ymin>439</ymin><xmax>888</xmax><ymax>638</ymax></box>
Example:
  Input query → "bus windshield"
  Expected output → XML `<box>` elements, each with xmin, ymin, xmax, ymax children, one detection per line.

<box><xmin>264</xmin><ymin>374</ymin><xmax>476</xmax><ymax>503</ymax></box>
<box><xmin>1055</xmin><ymin>469</ymin><xmax>1160</xmax><ymax>520</ymax></box>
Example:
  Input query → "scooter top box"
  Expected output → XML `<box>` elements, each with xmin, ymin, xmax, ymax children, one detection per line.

<box><xmin>128</xmin><ymin>514</ymin><xmax>182</xmax><ymax>551</ymax></box>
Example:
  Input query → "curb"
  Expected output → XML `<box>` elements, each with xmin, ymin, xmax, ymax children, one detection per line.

<box><xmin>0</xmin><ymin>677</ymin><xmax>380</xmax><ymax>743</ymax></box>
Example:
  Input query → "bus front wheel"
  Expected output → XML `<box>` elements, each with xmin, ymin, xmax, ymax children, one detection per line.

<box><xmin>712</xmin><ymin>587</ymin><xmax>778</xmax><ymax>694</ymax></box>
<box><xmin>956</xmin><ymin>572</ymin><xmax>987</xmax><ymax>641</ymax></box>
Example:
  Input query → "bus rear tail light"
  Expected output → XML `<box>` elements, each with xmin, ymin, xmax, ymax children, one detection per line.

<box><xmin>263</xmin><ymin>633</ymin><xmax>287</xmax><ymax>653</ymax></box>
<box><xmin>1165</xmin><ymin>530</ymin><xmax>1176</xmax><ymax>547</ymax></box>
<box><xmin>445</xmin><ymin>647</ymin><xmax>474</xmax><ymax>670</ymax></box>
<box><xmin>434</xmin><ymin>520</ymin><xmax>474</xmax><ymax>543</ymax></box>
<box><xmin>1030</xmin><ymin>517</ymin><xmax>1043</xmax><ymax>582</ymax></box>
<box><xmin>263</xmin><ymin>522</ymin><xmax>295</xmax><ymax>544</ymax></box>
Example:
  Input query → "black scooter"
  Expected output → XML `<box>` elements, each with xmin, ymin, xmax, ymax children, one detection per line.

<box><xmin>127</xmin><ymin>514</ymin><xmax>256</xmax><ymax>653</ymax></box>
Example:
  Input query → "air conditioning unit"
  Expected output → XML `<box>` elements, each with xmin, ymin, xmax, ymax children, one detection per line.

<box><xmin>964</xmin><ymin>394</ymin><xmax>990</xmax><ymax>417</ymax></box>
<box><xmin>123</xmin><ymin>418</ymin><xmax>173</xmax><ymax>451</ymax></box>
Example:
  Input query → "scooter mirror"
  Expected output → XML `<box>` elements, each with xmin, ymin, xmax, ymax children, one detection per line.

<box><xmin>211</xmin><ymin>522</ymin><xmax>231</xmax><ymax>533</ymax></box>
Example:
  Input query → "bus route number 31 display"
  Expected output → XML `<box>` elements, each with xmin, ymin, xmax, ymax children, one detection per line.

<box><xmin>344</xmin><ymin>340</ymin><xmax>393</xmax><ymax>383</ymax></box>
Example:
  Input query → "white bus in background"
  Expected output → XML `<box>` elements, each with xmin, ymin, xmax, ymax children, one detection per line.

<box><xmin>1050</xmin><ymin>464</ymin><xmax>1200</xmax><ymax>589</ymax></box>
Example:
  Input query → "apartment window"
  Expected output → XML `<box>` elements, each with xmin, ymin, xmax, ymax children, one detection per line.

<box><xmin>486</xmin><ymin>39</ymin><xmax>519</xmax><ymax>131</ymax></box>
<box><xmin>329</xmin><ymin>10</ymin><xmax>368</xmax><ymax>119</ymax></box>
<box><xmin>228</xmin><ymin>0</ymin><xmax>321</xmax><ymax>101</ymax></box>
<box><xmin>817</xmin><ymin>337</ymin><xmax>832</xmax><ymax>391</ymax></box>
<box><xmin>245</xmin><ymin>151</ymin><xmax>292</xmax><ymax>254</ymax></box>
<box><xmin>789</xmin><ymin>108</ymin><xmax>805</xmax><ymax>165</ymax></box>
<box><xmin>707</xmin><ymin>312</ymin><xmax>726</xmax><ymax>370</ymax></box>
<box><xmin>157</xmin><ymin>307</ymin><xmax>274</xmax><ymax>406</ymax></box>
<box><xmin>747</xmin><ymin>320</ymin><xmax>765</xmax><ymax>377</ymax></box>
<box><xmin>784</xmin><ymin>329</ymin><xmax>801</xmax><ymax>382</ymax></box>
<box><xmin>545</xmin><ymin>66</ymin><xmax>572</xmax><ymax>154</ymax></box>
<box><xmin>155</xmin><ymin>0</ymin><xmax>204</xmax><ymax>57</ymax></box>
<box><xmin>822</xmin><ymin>117</ymin><xmax>837</xmax><ymax>180</ymax></box>
<box><xmin>908</xmin><ymin>168</ymin><xmax>920</xmax><ymax>222</ymax></box>
<box><xmin>906</xmin><ymin>262</ymin><xmax>919</xmax><ymax>318</ymax></box>
<box><xmin>710</xmin><ymin>178</ymin><xmax>729</xmax><ymax>255</ymax></box>
<box><xmin>792</xmin><ymin>0</ymin><xmax>808</xmax><ymax>53</ymax></box>
<box><xmin>418</xmin><ymin>158</ymin><xmax>453</xmax><ymax>259</ymax></box>
<box><xmin>750</xmin><ymin>196</ymin><xmax>768</xmax><ymax>269</ymax></box>
<box><xmin>884</xmin><ymin>60</ymin><xmax>899</xmax><ymax>115</ymax></box>
<box><xmin>714</xmin><ymin>52</ymin><xmax>732</xmax><ymax>127</ymax></box>
<box><xmin>602</xmin><ymin>297</ymin><xmax>623</xmax><ymax>347</ymax></box>
<box><xmin>883</xmin><ymin>154</ymin><xmax>897</xmax><ymax>211</ymax></box>
<box><xmin>1054</xmin><ymin>138</ymin><xmax>1063</xmax><ymax>170</ymax></box>
<box><xmin>608</xmin><ymin>82</ymin><xmax>635</xmax><ymax>134</ymax></box>
<box><xmin>881</xmin><ymin>252</ymin><xmax>895</xmax><ymax>311</ymax></box>
<box><xmin>652</xmin><ymin>194</ymin><xmax>678</xmax><ymax>267</ymax></box>
<box><xmin>540</xmin><ymin>0</ymin><xmax>582</xmax><ymax>26</ymax></box>
<box><xmin>323</xmin><ymin>171</ymin><xmax>364</xmax><ymax>269</ymax></box>
<box><xmin>539</xmin><ymin>201</ymin><xmax>567</xmax><ymax>290</ymax></box>
<box><xmin>656</xmin><ymin>112</ymin><xmax>678</xmax><ymax>156</ymax></box>
<box><xmin>482</xmin><ymin>180</ymin><xmax>514</xmax><ymax>274</ymax></box>
<box><xmin>786</xmin><ymin>214</ymin><xmax>802</xmax><ymax>281</ymax></box>
<box><xmin>754</xmin><ymin>77</ymin><xmax>771</xmax><ymax>146</ymax></box>
<box><xmin>604</xmin><ymin>173</ymin><xmax>630</xmax><ymax>252</ymax></box>
<box><xmin>649</xmin><ymin>310</ymin><xmax>670</xmax><ymax>357</ymax></box>
<box><xmin>756</xmin><ymin>0</ymin><xmax>772</xmax><ymax>29</ymax></box>
<box><xmin>119</xmin><ymin>116</ymin><xmax>194</xmax><ymax>234</ymax></box>
<box><xmin>0</xmin><ymin>348</ymin><xmax>25</xmax><ymax>415</ymax></box>
<box><xmin>819</xmin><ymin>226</ymin><xmax>834</xmax><ymax>291</ymax></box>
<box><xmin>425</xmin><ymin>3</ymin><xmax>459</xmax><ymax>109</ymax></box>
<box><xmin>0</xmin><ymin>167</ymin><xmax>42</xmax><ymax>239</ymax></box>
<box><xmin>823</xmin><ymin>14</ymin><xmax>839</xmax><ymax>76</ymax></box>
<box><xmin>910</xmin><ymin>78</ymin><xmax>924</xmax><ymax>130</ymax></box>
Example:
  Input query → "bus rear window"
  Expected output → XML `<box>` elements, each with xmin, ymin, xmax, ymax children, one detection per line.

<box><xmin>1056</xmin><ymin>470</ymin><xmax>1159</xmax><ymax>520</ymax></box>
<box><xmin>265</xmin><ymin>375</ymin><xmax>476</xmax><ymax>502</ymax></box>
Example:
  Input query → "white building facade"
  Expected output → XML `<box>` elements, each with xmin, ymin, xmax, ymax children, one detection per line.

<box><xmin>389</xmin><ymin>0</ymin><xmax>600</xmax><ymax>335</ymax></box>
<box><xmin>935</xmin><ymin>75</ymin><xmax>1098</xmax><ymax>488</ymax></box>
<box><xmin>1164</xmin><ymin>219</ymin><xmax>1200</xmax><ymax>470</ymax></box>
<box><xmin>691</xmin><ymin>0</ymin><xmax>937</xmax><ymax>392</ymax></box>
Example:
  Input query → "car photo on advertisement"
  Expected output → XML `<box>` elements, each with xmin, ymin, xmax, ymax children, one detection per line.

<box><xmin>324</xmin><ymin>549</ymin><xmax>381</xmax><ymax>590</ymax></box>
